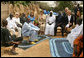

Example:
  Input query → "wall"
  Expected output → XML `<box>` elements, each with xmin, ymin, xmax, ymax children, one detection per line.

<box><xmin>1</xmin><ymin>3</ymin><xmax>9</xmax><ymax>21</ymax></box>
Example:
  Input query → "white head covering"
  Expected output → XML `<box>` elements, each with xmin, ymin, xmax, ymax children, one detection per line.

<box><xmin>50</xmin><ymin>11</ymin><xmax>53</xmax><ymax>13</ymax></box>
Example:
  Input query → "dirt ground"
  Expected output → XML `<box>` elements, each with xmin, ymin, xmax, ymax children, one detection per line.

<box><xmin>1</xmin><ymin>39</ymin><xmax>51</xmax><ymax>57</ymax></box>
<box><xmin>1</xmin><ymin>36</ymin><xmax>66</xmax><ymax>57</ymax></box>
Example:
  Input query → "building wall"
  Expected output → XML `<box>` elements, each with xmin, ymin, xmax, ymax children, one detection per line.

<box><xmin>1</xmin><ymin>3</ymin><xmax>9</xmax><ymax>21</ymax></box>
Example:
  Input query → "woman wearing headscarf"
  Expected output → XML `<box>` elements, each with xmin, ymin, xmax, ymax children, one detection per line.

<box><xmin>45</xmin><ymin>11</ymin><xmax>56</xmax><ymax>36</ymax></box>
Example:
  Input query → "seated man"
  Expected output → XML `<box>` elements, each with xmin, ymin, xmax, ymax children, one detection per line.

<box><xmin>22</xmin><ymin>20</ymin><xmax>40</xmax><ymax>44</ymax></box>
<box><xmin>66</xmin><ymin>19</ymin><xmax>83</xmax><ymax>48</ymax></box>
<box><xmin>1</xmin><ymin>19</ymin><xmax>23</xmax><ymax>55</ymax></box>
<box><xmin>6</xmin><ymin>13</ymin><xmax>21</xmax><ymax>37</ymax></box>
<box><xmin>20</xmin><ymin>13</ymin><xmax>27</xmax><ymax>25</ymax></box>
<box><xmin>54</xmin><ymin>11</ymin><xmax>66</xmax><ymax>36</ymax></box>
<box><xmin>72</xmin><ymin>35</ymin><xmax>83</xmax><ymax>57</ymax></box>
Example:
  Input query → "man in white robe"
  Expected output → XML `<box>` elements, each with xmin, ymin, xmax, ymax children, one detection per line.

<box><xmin>6</xmin><ymin>14</ymin><xmax>17</xmax><ymax>35</ymax></box>
<box><xmin>45</xmin><ymin>11</ymin><xmax>56</xmax><ymax>36</ymax></box>
<box><xmin>7</xmin><ymin>13</ymin><xmax>22</xmax><ymax>37</ymax></box>
<box><xmin>66</xmin><ymin>20</ymin><xmax>83</xmax><ymax>48</ymax></box>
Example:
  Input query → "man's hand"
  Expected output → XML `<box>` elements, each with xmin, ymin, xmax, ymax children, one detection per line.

<box><xmin>57</xmin><ymin>23</ymin><xmax>62</xmax><ymax>26</ymax></box>
<box><xmin>15</xmin><ymin>28</ymin><xmax>18</xmax><ymax>32</ymax></box>
<box><xmin>69</xmin><ymin>23</ymin><xmax>72</xmax><ymax>26</ymax></box>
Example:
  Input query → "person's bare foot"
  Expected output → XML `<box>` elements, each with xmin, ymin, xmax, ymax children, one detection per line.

<box><xmin>10</xmin><ymin>50</ymin><xmax>18</xmax><ymax>55</ymax></box>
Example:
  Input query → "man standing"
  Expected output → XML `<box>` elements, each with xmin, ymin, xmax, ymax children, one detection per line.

<box><xmin>45</xmin><ymin>11</ymin><xmax>56</xmax><ymax>36</ymax></box>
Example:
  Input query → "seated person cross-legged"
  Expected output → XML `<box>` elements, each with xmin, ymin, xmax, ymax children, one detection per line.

<box><xmin>22</xmin><ymin>20</ymin><xmax>40</xmax><ymax>44</ymax></box>
<box><xmin>1</xmin><ymin>19</ymin><xmax>23</xmax><ymax>55</ymax></box>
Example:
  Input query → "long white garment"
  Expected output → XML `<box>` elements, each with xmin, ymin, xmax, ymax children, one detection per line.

<box><xmin>6</xmin><ymin>17</ymin><xmax>21</xmax><ymax>37</ymax></box>
<box><xmin>22</xmin><ymin>22</ymin><xmax>40</xmax><ymax>36</ymax></box>
<box><xmin>66</xmin><ymin>24</ymin><xmax>83</xmax><ymax>48</ymax></box>
<box><xmin>45</xmin><ymin>15</ymin><xmax>56</xmax><ymax>35</ymax></box>
<box><xmin>6</xmin><ymin>17</ymin><xmax>17</xmax><ymax>29</ymax></box>
<box><xmin>22</xmin><ymin>22</ymin><xmax>40</xmax><ymax>41</ymax></box>
<box><xmin>6</xmin><ymin>17</ymin><xmax>17</xmax><ymax>35</ymax></box>
<box><xmin>12</xmin><ymin>17</ymin><xmax>22</xmax><ymax>26</ymax></box>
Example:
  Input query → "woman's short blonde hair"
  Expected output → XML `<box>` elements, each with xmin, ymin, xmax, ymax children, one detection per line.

<box><xmin>15</xmin><ymin>12</ymin><xmax>19</xmax><ymax>15</ymax></box>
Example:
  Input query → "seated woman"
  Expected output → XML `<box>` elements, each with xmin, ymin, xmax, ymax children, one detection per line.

<box><xmin>65</xmin><ymin>10</ymin><xmax>73</xmax><ymax>33</ymax></box>
<box><xmin>28</xmin><ymin>11</ymin><xmax>35</xmax><ymax>24</ymax></box>
<box><xmin>76</xmin><ymin>10</ymin><xmax>82</xmax><ymax>25</ymax></box>
<box><xmin>22</xmin><ymin>19</ymin><xmax>40</xmax><ymax>44</ymax></box>
<box><xmin>1</xmin><ymin>19</ymin><xmax>23</xmax><ymax>55</ymax></box>
<box><xmin>66</xmin><ymin>19</ymin><xmax>83</xmax><ymax>48</ymax></box>
<box><xmin>38</xmin><ymin>10</ymin><xmax>46</xmax><ymax>35</ymax></box>
<box><xmin>72</xmin><ymin>35</ymin><xmax>83</xmax><ymax>57</ymax></box>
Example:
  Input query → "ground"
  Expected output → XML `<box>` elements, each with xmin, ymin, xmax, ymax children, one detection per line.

<box><xmin>1</xmin><ymin>36</ymin><xmax>66</xmax><ymax>57</ymax></box>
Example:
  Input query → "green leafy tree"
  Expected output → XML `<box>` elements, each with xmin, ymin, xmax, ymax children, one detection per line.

<box><xmin>54</xmin><ymin>1</ymin><xmax>74</xmax><ymax>12</ymax></box>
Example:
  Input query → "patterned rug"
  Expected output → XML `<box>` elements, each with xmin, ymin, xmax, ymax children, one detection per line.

<box><xmin>49</xmin><ymin>38</ymin><xmax>73</xmax><ymax>57</ymax></box>
<box><xmin>18</xmin><ymin>35</ymin><xmax>50</xmax><ymax>50</ymax></box>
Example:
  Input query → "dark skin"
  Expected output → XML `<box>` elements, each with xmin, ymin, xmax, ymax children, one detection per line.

<box><xmin>2</xmin><ymin>19</ymin><xmax>21</xmax><ymax>54</ymax></box>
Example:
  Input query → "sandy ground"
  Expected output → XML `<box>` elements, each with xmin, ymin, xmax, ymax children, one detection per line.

<box><xmin>1</xmin><ymin>35</ymin><xmax>66</xmax><ymax>57</ymax></box>
<box><xmin>1</xmin><ymin>39</ymin><xmax>51</xmax><ymax>57</ymax></box>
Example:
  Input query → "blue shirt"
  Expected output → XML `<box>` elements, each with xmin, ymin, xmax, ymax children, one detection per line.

<box><xmin>28</xmin><ymin>15</ymin><xmax>35</xmax><ymax>22</ymax></box>
<box><xmin>44</xmin><ymin>10</ymin><xmax>47</xmax><ymax>14</ymax></box>
<box><xmin>47</xmin><ymin>11</ymin><xmax>50</xmax><ymax>14</ymax></box>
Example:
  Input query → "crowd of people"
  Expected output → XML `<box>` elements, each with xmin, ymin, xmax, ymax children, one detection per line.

<box><xmin>1</xmin><ymin>3</ymin><xmax>83</xmax><ymax>57</ymax></box>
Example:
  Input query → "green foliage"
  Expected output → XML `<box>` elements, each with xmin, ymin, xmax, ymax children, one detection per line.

<box><xmin>54</xmin><ymin>1</ymin><xmax>74</xmax><ymax>12</ymax></box>
<box><xmin>37</xmin><ymin>2</ymin><xmax>52</xmax><ymax>11</ymax></box>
